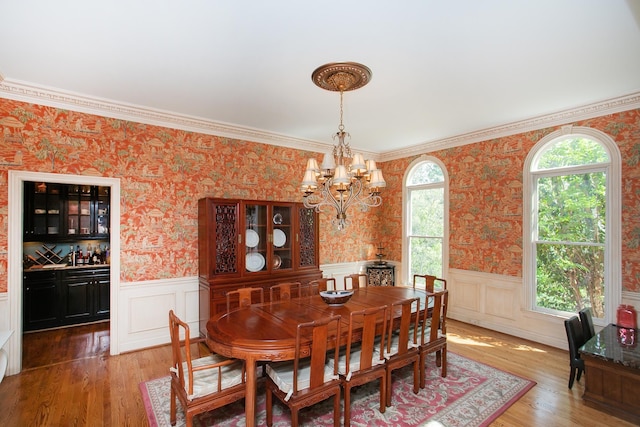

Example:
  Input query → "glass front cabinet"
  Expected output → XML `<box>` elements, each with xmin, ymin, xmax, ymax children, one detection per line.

<box><xmin>198</xmin><ymin>198</ymin><xmax>321</xmax><ymax>332</ymax></box>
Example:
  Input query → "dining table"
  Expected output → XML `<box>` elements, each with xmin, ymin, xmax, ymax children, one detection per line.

<box><xmin>205</xmin><ymin>285</ymin><xmax>428</xmax><ymax>427</ymax></box>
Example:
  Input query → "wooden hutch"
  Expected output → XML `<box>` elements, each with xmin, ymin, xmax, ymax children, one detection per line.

<box><xmin>198</xmin><ymin>198</ymin><xmax>322</xmax><ymax>335</ymax></box>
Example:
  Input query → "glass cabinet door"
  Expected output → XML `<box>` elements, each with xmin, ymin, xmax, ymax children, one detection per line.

<box><xmin>67</xmin><ymin>185</ymin><xmax>92</xmax><ymax>236</ymax></box>
<box><xmin>31</xmin><ymin>182</ymin><xmax>61</xmax><ymax>237</ymax></box>
<box><xmin>272</xmin><ymin>205</ymin><xmax>293</xmax><ymax>271</ymax></box>
<box><xmin>245</xmin><ymin>203</ymin><xmax>268</xmax><ymax>273</ymax></box>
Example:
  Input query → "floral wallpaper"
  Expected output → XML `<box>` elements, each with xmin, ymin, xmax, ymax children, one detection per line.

<box><xmin>380</xmin><ymin>109</ymin><xmax>640</xmax><ymax>292</ymax></box>
<box><xmin>1</xmin><ymin>97</ymin><xmax>639</xmax><ymax>293</ymax></box>
<box><xmin>0</xmin><ymin>98</ymin><xmax>379</xmax><ymax>292</ymax></box>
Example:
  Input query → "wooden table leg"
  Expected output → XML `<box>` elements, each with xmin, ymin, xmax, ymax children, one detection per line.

<box><xmin>244</xmin><ymin>357</ymin><xmax>258</xmax><ymax>427</ymax></box>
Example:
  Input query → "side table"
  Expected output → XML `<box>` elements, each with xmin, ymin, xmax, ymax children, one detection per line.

<box><xmin>366</xmin><ymin>263</ymin><xmax>395</xmax><ymax>286</ymax></box>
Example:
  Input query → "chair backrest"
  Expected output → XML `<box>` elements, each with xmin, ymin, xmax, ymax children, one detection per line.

<box><xmin>387</xmin><ymin>297</ymin><xmax>420</xmax><ymax>356</ymax></box>
<box><xmin>292</xmin><ymin>315</ymin><xmax>342</xmax><ymax>395</ymax></box>
<box><xmin>344</xmin><ymin>305</ymin><xmax>388</xmax><ymax>377</ymax></box>
<box><xmin>579</xmin><ymin>307</ymin><xmax>595</xmax><ymax>341</ymax></box>
<box><xmin>270</xmin><ymin>282</ymin><xmax>302</xmax><ymax>302</ymax></box>
<box><xmin>564</xmin><ymin>315</ymin><xmax>586</xmax><ymax>362</ymax></box>
<box><xmin>344</xmin><ymin>273</ymin><xmax>368</xmax><ymax>290</ymax></box>
<box><xmin>421</xmin><ymin>290</ymin><xmax>448</xmax><ymax>344</ymax></box>
<box><xmin>169</xmin><ymin>310</ymin><xmax>194</xmax><ymax>393</ymax></box>
<box><xmin>413</xmin><ymin>274</ymin><xmax>447</xmax><ymax>293</ymax></box>
<box><xmin>226</xmin><ymin>287</ymin><xmax>264</xmax><ymax>313</ymax></box>
<box><xmin>308</xmin><ymin>277</ymin><xmax>337</xmax><ymax>293</ymax></box>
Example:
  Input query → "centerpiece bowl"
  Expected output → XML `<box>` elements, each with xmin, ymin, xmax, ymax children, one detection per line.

<box><xmin>320</xmin><ymin>290</ymin><xmax>354</xmax><ymax>306</ymax></box>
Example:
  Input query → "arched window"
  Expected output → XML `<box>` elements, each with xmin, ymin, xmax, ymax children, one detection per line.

<box><xmin>523</xmin><ymin>127</ymin><xmax>621</xmax><ymax>324</ymax></box>
<box><xmin>403</xmin><ymin>157</ymin><xmax>449</xmax><ymax>284</ymax></box>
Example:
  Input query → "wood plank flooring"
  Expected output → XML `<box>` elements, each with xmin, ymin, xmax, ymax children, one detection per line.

<box><xmin>0</xmin><ymin>320</ymin><xmax>634</xmax><ymax>426</ymax></box>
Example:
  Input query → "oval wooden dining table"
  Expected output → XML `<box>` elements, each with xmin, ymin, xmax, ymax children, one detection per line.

<box><xmin>206</xmin><ymin>285</ymin><xmax>428</xmax><ymax>427</ymax></box>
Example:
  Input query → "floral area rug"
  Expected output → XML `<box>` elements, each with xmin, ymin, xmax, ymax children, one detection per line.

<box><xmin>140</xmin><ymin>353</ymin><xmax>535</xmax><ymax>427</ymax></box>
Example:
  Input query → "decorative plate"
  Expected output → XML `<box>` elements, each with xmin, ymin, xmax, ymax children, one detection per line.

<box><xmin>246</xmin><ymin>253</ymin><xmax>265</xmax><ymax>272</ymax></box>
<box><xmin>245</xmin><ymin>229</ymin><xmax>260</xmax><ymax>248</ymax></box>
<box><xmin>273</xmin><ymin>213</ymin><xmax>283</xmax><ymax>224</ymax></box>
<box><xmin>273</xmin><ymin>254</ymin><xmax>282</xmax><ymax>269</ymax></box>
<box><xmin>273</xmin><ymin>229</ymin><xmax>286</xmax><ymax>247</ymax></box>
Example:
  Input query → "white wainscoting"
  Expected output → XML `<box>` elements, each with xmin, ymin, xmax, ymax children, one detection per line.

<box><xmin>447</xmin><ymin>268</ymin><xmax>640</xmax><ymax>350</ymax></box>
<box><xmin>7</xmin><ymin>264</ymin><xmax>637</xmax><ymax>372</ymax></box>
<box><xmin>118</xmin><ymin>276</ymin><xmax>200</xmax><ymax>353</ymax></box>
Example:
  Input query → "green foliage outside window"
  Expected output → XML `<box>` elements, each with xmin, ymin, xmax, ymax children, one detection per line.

<box><xmin>408</xmin><ymin>162</ymin><xmax>444</xmax><ymax>280</ymax></box>
<box><xmin>534</xmin><ymin>138</ymin><xmax>608</xmax><ymax>318</ymax></box>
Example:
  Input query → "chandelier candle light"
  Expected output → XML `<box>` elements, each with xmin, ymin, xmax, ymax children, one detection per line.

<box><xmin>301</xmin><ymin>62</ymin><xmax>386</xmax><ymax>230</ymax></box>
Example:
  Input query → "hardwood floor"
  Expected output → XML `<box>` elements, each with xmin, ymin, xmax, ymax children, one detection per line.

<box><xmin>0</xmin><ymin>320</ymin><xmax>634</xmax><ymax>426</ymax></box>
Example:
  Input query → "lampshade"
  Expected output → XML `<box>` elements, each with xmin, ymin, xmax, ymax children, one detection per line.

<box><xmin>305</xmin><ymin>158</ymin><xmax>320</xmax><ymax>173</ymax></box>
<box><xmin>368</xmin><ymin>169</ymin><xmax>386</xmax><ymax>188</ymax></box>
<box><xmin>301</xmin><ymin>169</ymin><xmax>318</xmax><ymax>188</ymax></box>
<box><xmin>350</xmin><ymin>153</ymin><xmax>366</xmax><ymax>171</ymax></box>
<box><xmin>333</xmin><ymin>165</ymin><xmax>350</xmax><ymax>185</ymax></box>
<box><xmin>321</xmin><ymin>151</ymin><xmax>336</xmax><ymax>170</ymax></box>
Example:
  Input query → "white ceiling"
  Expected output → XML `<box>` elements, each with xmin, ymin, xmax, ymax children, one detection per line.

<box><xmin>1</xmin><ymin>1</ymin><xmax>639</xmax><ymax>159</ymax></box>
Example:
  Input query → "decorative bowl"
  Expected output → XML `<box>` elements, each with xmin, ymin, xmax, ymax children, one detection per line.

<box><xmin>320</xmin><ymin>290</ymin><xmax>354</xmax><ymax>306</ymax></box>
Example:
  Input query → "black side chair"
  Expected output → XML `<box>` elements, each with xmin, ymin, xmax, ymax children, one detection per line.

<box><xmin>579</xmin><ymin>307</ymin><xmax>595</xmax><ymax>341</ymax></box>
<box><xmin>564</xmin><ymin>316</ymin><xmax>586</xmax><ymax>389</ymax></box>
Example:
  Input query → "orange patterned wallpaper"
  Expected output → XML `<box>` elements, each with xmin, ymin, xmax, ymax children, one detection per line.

<box><xmin>380</xmin><ymin>109</ymin><xmax>640</xmax><ymax>292</ymax></box>
<box><xmin>0</xmin><ymin>98</ymin><xmax>379</xmax><ymax>291</ymax></box>
<box><xmin>1</xmin><ymin>98</ymin><xmax>639</xmax><ymax>293</ymax></box>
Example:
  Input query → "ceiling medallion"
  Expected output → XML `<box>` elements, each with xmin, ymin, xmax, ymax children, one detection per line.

<box><xmin>311</xmin><ymin>62</ymin><xmax>372</xmax><ymax>92</ymax></box>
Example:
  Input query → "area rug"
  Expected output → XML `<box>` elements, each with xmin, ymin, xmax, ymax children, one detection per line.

<box><xmin>140</xmin><ymin>353</ymin><xmax>535</xmax><ymax>427</ymax></box>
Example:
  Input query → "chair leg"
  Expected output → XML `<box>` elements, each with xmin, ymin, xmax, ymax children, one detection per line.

<box><xmin>385</xmin><ymin>369</ymin><xmax>392</xmax><ymax>407</ymax></box>
<box><xmin>344</xmin><ymin>384</ymin><xmax>351</xmax><ymax>427</ymax></box>
<box><xmin>333</xmin><ymin>392</ymin><xmax>341</xmax><ymax>427</ymax></box>
<box><xmin>419</xmin><ymin>352</ymin><xmax>426</xmax><ymax>389</ymax></box>
<box><xmin>576</xmin><ymin>366</ymin><xmax>583</xmax><ymax>382</ymax></box>
<box><xmin>266</xmin><ymin>388</ymin><xmax>273</xmax><ymax>426</ymax></box>
<box><xmin>291</xmin><ymin>408</ymin><xmax>299</xmax><ymax>427</ymax></box>
<box><xmin>170</xmin><ymin>388</ymin><xmax>177</xmax><ymax>426</ymax></box>
<box><xmin>413</xmin><ymin>361</ymin><xmax>420</xmax><ymax>394</ymax></box>
<box><xmin>379</xmin><ymin>376</ymin><xmax>386</xmax><ymax>414</ymax></box>
<box><xmin>441</xmin><ymin>347</ymin><xmax>447</xmax><ymax>378</ymax></box>
<box><xmin>568</xmin><ymin>367</ymin><xmax>576</xmax><ymax>389</ymax></box>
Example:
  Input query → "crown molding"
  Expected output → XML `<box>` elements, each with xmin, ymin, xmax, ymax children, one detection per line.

<box><xmin>380</xmin><ymin>92</ymin><xmax>640</xmax><ymax>161</ymax></box>
<box><xmin>0</xmin><ymin>77</ymin><xmax>637</xmax><ymax>163</ymax></box>
<box><xmin>0</xmin><ymin>78</ymin><xmax>345</xmax><ymax>155</ymax></box>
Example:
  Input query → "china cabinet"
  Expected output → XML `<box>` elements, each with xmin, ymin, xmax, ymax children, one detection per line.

<box><xmin>198</xmin><ymin>198</ymin><xmax>322</xmax><ymax>333</ymax></box>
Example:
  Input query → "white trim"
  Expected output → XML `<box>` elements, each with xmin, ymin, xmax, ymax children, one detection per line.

<box><xmin>401</xmin><ymin>156</ymin><xmax>450</xmax><ymax>286</ymax></box>
<box><xmin>522</xmin><ymin>127</ymin><xmax>622</xmax><ymax>324</ymax></box>
<box><xmin>7</xmin><ymin>171</ymin><xmax>121</xmax><ymax>375</ymax></box>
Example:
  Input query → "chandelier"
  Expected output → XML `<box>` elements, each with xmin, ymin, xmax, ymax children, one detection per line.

<box><xmin>301</xmin><ymin>62</ymin><xmax>386</xmax><ymax>230</ymax></box>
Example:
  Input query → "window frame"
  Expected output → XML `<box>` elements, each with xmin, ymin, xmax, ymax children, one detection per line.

<box><xmin>402</xmin><ymin>156</ymin><xmax>449</xmax><ymax>286</ymax></box>
<box><xmin>523</xmin><ymin>126</ymin><xmax>621</xmax><ymax>324</ymax></box>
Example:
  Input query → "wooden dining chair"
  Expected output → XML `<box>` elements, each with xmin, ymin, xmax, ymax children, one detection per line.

<box><xmin>270</xmin><ymin>282</ymin><xmax>302</xmax><ymax>302</ymax></box>
<box><xmin>384</xmin><ymin>297</ymin><xmax>421</xmax><ymax>406</ymax></box>
<box><xmin>418</xmin><ymin>290</ymin><xmax>448</xmax><ymax>388</ymax></box>
<box><xmin>344</xmin><ymin>273</ymin><xmax>368</xmax><ymax>290</ymax></box>
<box><xmin>308</xmin><ymin>277</ymin><xmax>337</xmax><ymax>293</ymax></box>
<box><xmin>413</xmin><ymin>274</ymin><xmax>447</xmax><ymax>292</ymax></box>
<box><xmin>168</xmin><ymin>310</ymin><xmax>246</xmax><ymax>427</ymax></box>
<box><xmin>334</xmin><ymin>305</ymin><xmax>388</xmax><ymax>427</ymax></box>
<box><xmin>226</xmin><ymin>287</ymin><xmax>264</xmax><ymax>313</ymax></box>
<box><xmin>265</xmin><ymin>315</ymin><xmax>342</xmax><ymax>427</ymax></box>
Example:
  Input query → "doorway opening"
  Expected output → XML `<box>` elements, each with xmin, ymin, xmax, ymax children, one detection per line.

<box><xmin>7</xmin><ymin>171</ymin><xmax>121</xmax><ymax>375</ymax></box>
